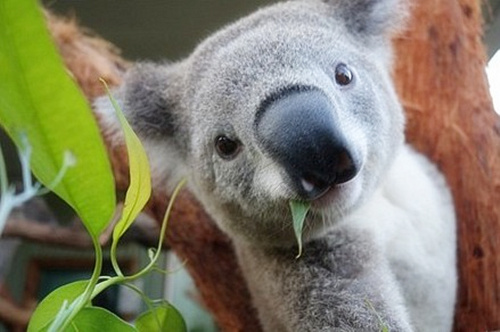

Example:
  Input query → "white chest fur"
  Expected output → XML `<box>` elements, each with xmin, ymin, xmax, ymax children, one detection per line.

<box><xmin>347</xmin><ymin>145</ymin><xmax>457</xmax><ymax>331</ymax></box>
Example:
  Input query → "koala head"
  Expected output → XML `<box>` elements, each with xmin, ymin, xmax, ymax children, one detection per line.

<box><xmin>97</xmin><ymin>0</ymin><xmax>407</xmax><ymax>248</ymax></box>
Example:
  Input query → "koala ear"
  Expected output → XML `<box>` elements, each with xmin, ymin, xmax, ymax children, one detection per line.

<box><xmin>323</xmin><ymin>0</ymin><xmax>409</xmax><ymax>37</ymax></box>
<box><xmin>120</xmin><ymin>62</ymin><xmax>180</xmax><ymax>139</ymax></box>
<box><xmin>95</xmin><ymin>62</ymin><xmax>185</xmax><ymax>143</ymax></box>
<box><xmin>94</xmin><ymin>62</ymin><xmax>188</xmax><ymax>187</ymax></box>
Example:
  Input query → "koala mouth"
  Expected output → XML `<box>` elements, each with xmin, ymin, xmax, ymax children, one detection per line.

<box><xmin>297</xmin><ymin>171</ymin><xmax>361</xmax><ymax>212</ymax></box>
<box><xmin>299</xmin><ymin>176</ymin><xmax>331</xmax><ymax>199</ymax></box>
<box><xmin>292</xmin><ymin>146</ymin><xmax>360</xmax><ymax>202</ymax></box>
<box><xmin>300</xmin><ymin>178</ymin><xmax>318</xmax><ymax>193</ymax></box>
<box><xmin>297</xmin><ymin>163</ymin><xmax>358</xmax><ymax>202</ymax></box>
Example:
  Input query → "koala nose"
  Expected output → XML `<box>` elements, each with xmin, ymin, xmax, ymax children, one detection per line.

<box><xmin>255</xmin><ymin>88</ymin><xmax>360</xmax><ymax>200</ymax></box>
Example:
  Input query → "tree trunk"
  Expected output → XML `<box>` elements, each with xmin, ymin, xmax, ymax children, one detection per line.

<box><xmin>393</xmin><ymin>1</ymin><xmax>500</xmax><ymax>330</ymax></box>
<box><xmin>48</xmin><ymin>0</ymin><xmax>500</xmax><ymax>330</ymax></box>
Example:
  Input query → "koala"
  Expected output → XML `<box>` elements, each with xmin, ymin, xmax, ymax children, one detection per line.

<box><xmin>96</xmin><ymin>0</ymin><xmax>457</xmax><ymax>331</ymax></box>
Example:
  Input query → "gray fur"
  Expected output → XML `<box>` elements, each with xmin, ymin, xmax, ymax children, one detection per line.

<box><xmin>323</xmin><ymin>0</ymin><xmax>409</xmax><ymax>36</ymax></box>
<box><xmin>237</xmin><ymin>227</ymin><xmax>413</xmax><ymax>331</ymax></box>
<box><xmin>95</xmin><ymin>0</ymin><xmax>456</xmax><ymax>331</ymax></box>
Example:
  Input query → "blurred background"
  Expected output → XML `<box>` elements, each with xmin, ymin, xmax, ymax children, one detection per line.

<box><xmin>43</xmin><ymin>0</ymin><xmax>274</xmax><ymax>61</ymax></box>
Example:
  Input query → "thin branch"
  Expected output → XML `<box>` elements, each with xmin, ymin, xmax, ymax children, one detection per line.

<box><xmin>2</xmin><ymin>217</ymin><xmax>93</xmax><ymax>248</ymax></box>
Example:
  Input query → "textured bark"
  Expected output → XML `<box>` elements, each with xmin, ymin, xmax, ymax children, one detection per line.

<box><xmin>47</xmin><ymin>0</ymin><xmax>500</xmax><ymax>330</ymax></box>
<box><xmin>393</xmin><ymin>1</ymin><xmax>500</xmax><ymax>330</ymax></box>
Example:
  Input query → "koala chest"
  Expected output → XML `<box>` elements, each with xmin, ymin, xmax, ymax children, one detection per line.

<box><xmin>340</xmin><ymin>145</ymin><xmax>457</xmax><ymax>331</ymax></box>
<box><xmin>235</xmin><ymin>145</ymin><xmax>456</xmax><ymax>332</ymax></box>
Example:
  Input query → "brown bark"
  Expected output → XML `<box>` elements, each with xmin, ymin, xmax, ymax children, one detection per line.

<box><xmin>2</xmin><ymin>200</ymin><xmax>162</xmax><ymax>249</ymax></box>
<box><xmin>393</xmin><ymin>1</ymin><xmax>500</xmax><ymax>330</ymax></box>
<box><xmin>3</xmin><ymin>217</ymin><xmax>93</xmax><ymax>248</ymax></box>
<box><xmin>46</xmin><ymin>0</ymin><xmax>500</xmax><ymax>330</ymax></box>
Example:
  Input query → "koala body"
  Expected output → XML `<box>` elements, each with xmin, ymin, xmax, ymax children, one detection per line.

<box><xmin>97</xmin><ymin>0</ymin><xmax>457</xmax><ymax>331</ymax></box>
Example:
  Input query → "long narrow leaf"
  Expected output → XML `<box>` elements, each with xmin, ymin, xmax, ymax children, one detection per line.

<box><xmin>289</xmin><ymin>200</ymin><xmax>310</xmax><ymax>258</ymax></box>
<box><xmin>101</xmin><ymin>81</ymin><xmax>151</xmax><ymax>242</ymax></box>
<box><xmin>0</xmin><ymin>0</ymin><xmax>115</xmax><ymax>236</ymax></box>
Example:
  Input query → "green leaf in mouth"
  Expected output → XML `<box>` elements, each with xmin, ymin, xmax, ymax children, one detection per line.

<box><xmin>289</xmin><ymin>200</ymin><xmax>311</xmax><ymax>258</ymax></box>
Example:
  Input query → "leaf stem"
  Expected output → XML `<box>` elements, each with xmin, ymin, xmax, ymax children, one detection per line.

<box><xmin>91</xmin><ymin>179</ymin><xmax>186</xmax><ymax>299</ymax></box>
<box><xmin>0</xmin><ymin>145</ymin><xmax>7</xmax><ymax>195</ymax></box>
<box><xmin>122</xmin><ymin>282</ymin><xmax>156</xmax><ymax>313</ymax></box>
<box><xmin>52</xmin><ymin>234</ymin><xmax>103</xmax><ymax>331</ymax></box>
<box><xmin>128</xmin><ymin>178</ymin><xmax>186</xmax><ymax>280</ymax></box>
<box><xmin>110</xmin><ymin>237</ymin><xmax>124</xmax><ymax>277</ymax></box>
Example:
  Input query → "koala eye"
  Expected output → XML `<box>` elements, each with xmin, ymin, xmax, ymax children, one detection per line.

<box><xmin>334</xmin><ymin>63</ymin><xmax>353</xmax><ymax>86</ymax></box>
<box><xmin>215</xmin><ymin>135</ymin><xmax>242</xmax><ymax>159</ymax></box>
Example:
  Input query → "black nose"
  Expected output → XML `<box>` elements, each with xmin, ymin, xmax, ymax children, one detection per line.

<box><xmin>255</xmin><ymin>87</ymin><xmax>360</xmax><ymax>200</ymax></box>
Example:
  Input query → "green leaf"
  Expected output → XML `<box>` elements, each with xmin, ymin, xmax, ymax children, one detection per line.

<box><xmin>101</xmin><ymin>81</ymin><xmax>151</xmax><ymax>242</ymax></box>
<box><xmin>0</xmin><ymin>0</ymin><xmax>116</xmax><ymax>236</ymax></box>
<box><xmin>27</xmin><ymin>280</ymin><xmax>88</xmax><ymax>332</ymax></box>
<box><xmin>135</xmin><ymin>304</ymin><xmax>187</xmax><ymax>332</ymax></box>
<box><xmin>289</xmin><ymin>200</ymin><xmax>311</xmax><ymax>258</ymax></box>
<box><xmin>67</xmin><ymin>307</ymin><xmax>137</xmax><ymax>332</ymax></box>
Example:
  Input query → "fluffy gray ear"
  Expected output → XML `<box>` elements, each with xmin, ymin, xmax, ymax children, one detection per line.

<box><xmin>120</xmin><ymin>62</ymin><xmax>180</xmax><ymax>139</ymax></box>
<box><xmin>95</xmin><ymin>62</ymin><xmax>186</xmax><ymax>146</ymax></box>
<box><xmin>94</xmin><ymin>62</ymin><xmax>188</xmax><ymax>188</ymax></box>
<box><xmin>323</xmin><ymin>0</ymin><xmax>409</xmax><ymax>37</ymax></box>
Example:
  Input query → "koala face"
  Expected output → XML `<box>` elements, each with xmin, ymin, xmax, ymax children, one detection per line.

<box><xmin>104</xmin><ymin>0</ymin><xmax>406</xmax><ymax>247</ymax></box>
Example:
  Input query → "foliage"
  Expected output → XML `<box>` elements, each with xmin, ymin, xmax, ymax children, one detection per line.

<box><xmin>135</xmin><ymin>304</ymin><xmax>187</xmax><ymax>332</ymax></box>
<box><xmin>0</xmin><ymin>136</ymin><xmax>74</xmax><ymax>234</ymax></box>
<box><xmin>104</xmin><ymin>78</ymin><xmax>152</xmax><ymax>277</ymax></box>
<box><xmin>289</xmin><ymin>200</ymin><xmax>310</xmax><ymax>258</ymax></box>
<box><xmin>0</xmin><ymin>0</ymin><xmax>186</xmax><ymax>330</ymax></box>
<box><xmin>0</xmin><ymin>0</ymin><xmax>115</xmax><ymax>237</ymax></box>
